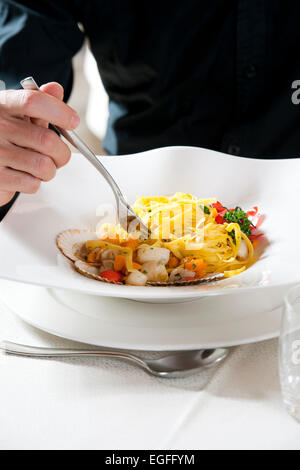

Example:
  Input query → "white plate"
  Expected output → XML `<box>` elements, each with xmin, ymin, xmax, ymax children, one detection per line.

<box><xmin>0</xmin><ymin>145</ymin><xmax>300</xmax><ymax>303</ymax></box>
<box><xmin>0</xmin><ymin>279</ymin><xmax>286</xmax><ymax>350</ymax></box>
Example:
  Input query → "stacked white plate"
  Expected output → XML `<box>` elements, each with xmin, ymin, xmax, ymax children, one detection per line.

<box><xmin>0</xmin><ymin>146</ymin><xmax>298</xmax><ymax>349</ymax></box>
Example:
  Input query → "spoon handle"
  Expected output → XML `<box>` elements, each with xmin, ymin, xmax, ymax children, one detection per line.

<box><xmin>1</xmin><ymin>341</ymin><xmax>227</xmax><ymax>378</ymax></box>
<box><xmin>0</xmin><ymin>340</ymin><xmax>149</xmax><ymax>370</ymax></box>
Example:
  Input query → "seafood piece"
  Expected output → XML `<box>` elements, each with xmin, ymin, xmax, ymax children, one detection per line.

<box><xmin>141</xmin><ymin>261</ymin><xmax>169</xmax><ymax>282</ymax></box>
<box><xmin>101</xmin><ymin>248</ymin><xmax>121</xmax><ymax>261</ymax></box>
<box><xmin>99</xmin><ymin>260</ymin><xmax>115</xmax><ymax>271</ymax></box>
<box><xmin>126</xmin><ymin>270</ymin><xmax>148</xmax><ymax>286</ymax></box>
<box><xmin>137</xmin><ymin>246</ymin><xmax>170</xmax><ymax>265</ymax></box>
<box><xmin>169</xmin><ymin>268</ymin><xmax>195</xmax><ymax>283</ymax></box>
<box><xmin>237</xmin><ymin>239</ymin><xmax>248</xmax><ymax>261</ymax></box>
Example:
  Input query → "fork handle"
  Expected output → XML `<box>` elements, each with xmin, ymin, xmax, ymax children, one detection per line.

<box><xmin>20</xmin><ymin>77</ymin><xmax>126</xmax><ymax>206</ymax></box>
<box><xmin>20</xmin><ymin>76</ymin><xmax>148</xmax><ymax>235</ymax></box>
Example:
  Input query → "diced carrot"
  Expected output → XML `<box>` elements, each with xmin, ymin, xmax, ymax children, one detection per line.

<box><xmin>184</xmin><ymin>258</ymin><xmax>207</xmax><ymax>279</ymax></box>
<box><xmin>195</xmin><ymin>269</ymin><xmax>207</xmax><ymax>279</ymax></box>
<box><xmin>99</xmin><ymin>270</ymin><xmax>123</xmax><ymax>282</ymax></box>
<box><xmin>132</xmin><ymin>262</ymin><xmax>142</xmax><ymax>270</ymax></box>
<box><xmin>100</xmin><ymin>234</ymin><xmax>120</xmax><ymax>245</ymax></box>
<box><xmin>168</xmin><ymin>255</ymin><xmax>180</xmax><ymax>269</ymax></box>
<box><xmin>122</xmin><ymin>239</ymin><xmax>139</xmax><ymax>251</ymax></box>
<box><xmin>114</xmin><ymin>254</ymin><xmax>126</xmax><ymax>271</ymax></box>
<box><xmin>87</xmin><ymin>251</ymin><xmax>98</xmax><ymax>263</ymax></box>
<box><xmin>184</xmin><ymin>258</ymin><xmax>207</xmax><ymax>274</ymax></box>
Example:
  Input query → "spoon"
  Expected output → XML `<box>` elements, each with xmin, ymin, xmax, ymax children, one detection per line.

<box><xmin>20</xmin><ymin>76</ymin><xmax>149</xmax><ymax>239</ymax></box>
<box><xmin>0</xmin><ymin>341</ymin><xmax>228</xmax><ymax>378</ymax></box>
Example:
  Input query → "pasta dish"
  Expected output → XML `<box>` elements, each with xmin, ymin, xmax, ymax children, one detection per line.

<box><xmin>57</xmin><ymin>192</ymin><xmax>263</xmax><ymax>286</ymax></box>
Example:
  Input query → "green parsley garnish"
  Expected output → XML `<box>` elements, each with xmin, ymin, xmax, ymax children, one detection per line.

<box><xmin>199</xmin><ymin>204</ymin><xmax>210</xmax><ymax>215</ymax></box>
<box><xmin>228</xmin><ymin>229</ymin><xmax>236</xmax><ymax>244</ymax></box>
<box><xmin>223</xmin><ymin>207</ymin><xmax>254</xmax><ymax>238</ymax></box>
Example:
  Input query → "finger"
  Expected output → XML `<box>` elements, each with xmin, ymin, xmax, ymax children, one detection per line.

<box><xmin>0</xmin><ymin>190</ymin><xmax>15</xmax><ymax>206</ymax></box>
<box><xmin>40</xmin><ymin>82</ymin><xmax>64</xmax><ymax>101</ymax></box>
<box><xmin>32</xmin><ymin>82</ymin><xmax>64</xmax><ymax>128</ymax></box>
<box><xmin>0</xmin><ymin>145</ymin><xmax>57</xmax><ymax>182</ymax></box>
<box><xmin>0</xmin><ymin>89</ymin><xmax>80</xmax><ymax>130</ymax></box>
<box><xmin>0</xmin><ymin>118</ymin><xmax>71</xmax><ymax>168</ymax></box>
<box><xmin>0</xmin><ymin>167</ymin><xmax>41</xmax><ymax>194</ymax></box>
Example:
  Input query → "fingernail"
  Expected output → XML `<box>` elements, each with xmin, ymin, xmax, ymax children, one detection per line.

<box><xmin>71</xmin><ymin>113</ymin><xmax>80</xmax><ymax>128</ymax></box>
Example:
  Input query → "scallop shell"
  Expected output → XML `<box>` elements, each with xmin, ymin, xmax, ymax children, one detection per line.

<box><xmin>75</xmin><ymin>259</ymin><xmax>224</xmax><ymax>286</ymax></box>
<box><xmin>56</xmin><ymin>229</ymin><xmax>98</xmax><ymax>262</ymax></box>
<box><xmin>146</xmin><ymin>272</ymin><xmax>224</xmax><ymax>286</ymax></box>
<box><xmin>74</xmin><ymin>260</ymin><xmax>123</xmax><ymax>285</ymax></box>
<box><xmin>58</xmin><ymin>229</ymin><xmax>224</xmax><ymax>287</ymax></box>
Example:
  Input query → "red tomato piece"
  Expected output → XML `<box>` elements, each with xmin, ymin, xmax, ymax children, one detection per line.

<box><xmin>215</xmin><ymin>214</ymin><xmax>225</xmax><ymax>224</ymax></box>
<box><xmin>247</xmin><ymin>206</ymin><xmax>258</xmax><ymax>217</ymax></box>
<box><xmin>99</xmin><ymin>270</ymin><xmax>123</xmax><ymax>282</ymax></box>
<box><xmin>212</xmin><ymin>201</ymin><xmax>225</xmax><ymax>213</ymax></box>
<box><xmin>249</xmin><ymin>233</ymin><xmax>264</xmax><ymax>241</ymax></box>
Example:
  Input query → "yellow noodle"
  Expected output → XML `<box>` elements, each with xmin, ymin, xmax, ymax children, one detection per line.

<box><xmin>93</xmin><ymin>193</ymin><xmax>256</xmax><ymax>278</ymax></box>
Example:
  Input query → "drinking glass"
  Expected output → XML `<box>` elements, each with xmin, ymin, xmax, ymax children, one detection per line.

<box><xmin>279</xmin><ymin>284</ymin><xmax>300</xmax><ymax>423</ymax></box>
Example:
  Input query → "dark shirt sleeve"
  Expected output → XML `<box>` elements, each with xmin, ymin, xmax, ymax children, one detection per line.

<box><xmin>0</xmin><ymin>192</ymin><xmax>18</xmax><ymax>221</ymax></box>
<box><xmin>0</xmin><ymin>0</ymin><xmax>85</xmax><ymax>220</ymax></box>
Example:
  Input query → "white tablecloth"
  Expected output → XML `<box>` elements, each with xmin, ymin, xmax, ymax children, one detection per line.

<box><xmin>0</xmin><ymin>296</ymin><xmax>299</xmax><ymax>450</ymax></box>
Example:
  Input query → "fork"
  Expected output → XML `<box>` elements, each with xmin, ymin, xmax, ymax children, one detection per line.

<box><xmin>20</xmin><ymin>76</ymin><xmax>149</xmax><ymax>238</ymax></box>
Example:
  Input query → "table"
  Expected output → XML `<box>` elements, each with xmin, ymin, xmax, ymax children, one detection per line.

<box><xmin>0</xmin><ymin>294</ymin><xmax>299</xmax><ymax>450</ymax></box>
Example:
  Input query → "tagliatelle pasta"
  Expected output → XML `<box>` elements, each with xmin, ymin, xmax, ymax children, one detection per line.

<box><xmin>132</xmin><ymin>193</ymin><xmax>257</xmax><ymax>278</ymax></box>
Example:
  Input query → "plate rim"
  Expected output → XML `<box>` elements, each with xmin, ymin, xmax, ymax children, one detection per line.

<box><xmin>0</xmin><ymin>278</ymin><xmax>282</xmax><ymax>351</ymax></box>
<box><xmin>1</xmin><ymin>144</ymin><xmax>299</xmax><ymax>301</ymax></box>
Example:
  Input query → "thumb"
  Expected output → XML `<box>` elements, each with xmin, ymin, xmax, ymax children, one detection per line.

<box><xmin>31</xmin><ymin>82</ymin><xmax>65</xmax><ymax>128</ymax></box>
<box><xmin>0</xmin><ymin>190</ymin><xmax>16</xmax><ymax>207</ymax></box>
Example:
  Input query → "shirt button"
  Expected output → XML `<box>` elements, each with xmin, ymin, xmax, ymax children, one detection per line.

<box><xmin>244</xmin><ymin>64</ymin><xmax>257</xmax><ymax>79</ymax></box>
<box><xmin>227</xmin><ymin>144</ymin><xmax>240</xmax><ymax>155</ymax></box>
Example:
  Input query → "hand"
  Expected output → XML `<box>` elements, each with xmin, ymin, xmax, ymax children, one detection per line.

<box><xmin>0</xmin><ymin>82</ymin><xmax>80</xmax><ymax>206</ymax></box>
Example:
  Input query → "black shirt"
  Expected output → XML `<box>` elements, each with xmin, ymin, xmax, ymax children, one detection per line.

<box><xmin>1</xmin><ymin>0</ymin><xmax>300</xmax><ymax>160</ymax></box>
